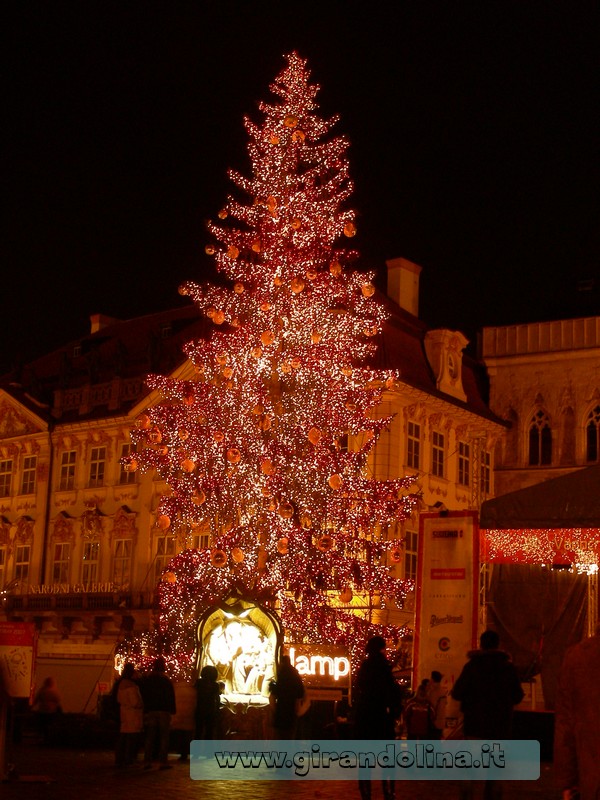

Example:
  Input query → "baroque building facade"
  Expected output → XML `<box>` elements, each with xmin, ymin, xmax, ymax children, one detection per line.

<box><xmin>0</xmin><ymin>259</ymin><xmax>504</xmax><ymax>711</ymax></box>
<box><xmin>481</xmin><ymin>315</ymin><xmax>600</xmax><ymax>494</ymax></box>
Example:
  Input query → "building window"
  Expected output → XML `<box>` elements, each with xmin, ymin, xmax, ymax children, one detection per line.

<box><xmin>404</xmin><ymin>530</ymin><xmax>418</xmax><ymax>581</ymax></box>
<box><xmin>407</xmin><ymin>421</ymin><xmax>421</xmax><ymax>469</ymax></box>
<box><xmin>0</xmin><ymin>546</ymin><xmax>6</xmax><ymax>588</ymax></box>
<box><xmin>21</xmin><ymin>455</ymin><xmax>37</xmax><ymax>495</ymax></box>
<box><xmin>81</xmin><ymin>541</ymin><xmax>100</xmax><ymax>583</ymax></box>
<box><xmin>586</xmin><ymin>405</ymin><xmax>600</xmax><ymax>463</ymax></box>
<box><xmin>113</xmin><ymin>539</ymin><xmax>133</xmax><ymax>588</ymax></box>
<box><xmin>481</xmin><ymin>451</ymin><xmax>491</xmax><ymax>497</ymax></box>
<box><xmin>59</xmin><ymin>451</ymin><xmax>77</xmax><ymax>491</ymax></box>
<box><xmin>88</xmin><ymin>446</ymin><xmax>106</xmax><ymax>488</ymax></box>
<box><xmin>0</xmin><ymin>460</ymin><xmax>13</xmax><ymax>498</ymax></box>
<box><xmin>458</xmin><ymin>441</ymin><xmax>470</xmax><ymax>486</ymax></box>
<box><xmin>52</xmin><ymin>542</ymin><xmax>71</xmax><ymax>583</ymax></box>
<box><xmin>154</xmin><ymin>535</ymin><xmax>177</xmax><ymax>583</ymax></box>
<box><xmin>119</xmin><ymin>443</ymin><xmax>137</xmax><ymax>485</ymax></box>
<box><xmin>431</xmin><ymin>432</ymin><xmax>445</xmax><ymax>478</ymax></box>
<box><xmin>528</xmin><ymin>410</ymin><xmax>552</xmax><ymax>466</ymax></box>
<box><xmin>15</xmin><ymin>544</ymin><xmax>31</xmax><ymax>583</ymax></box>
<box><xmin>191</xmin><ymin>531</ymin><xmax>210</xmax><ymax>550</ymax></box>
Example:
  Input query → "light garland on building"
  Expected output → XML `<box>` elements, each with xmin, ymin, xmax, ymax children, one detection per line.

<box><xmin>118</xmin><ymin>52</ymin><xmax>419</xmax><ymax>678</ymax></box>
<box><xmin>481</xmin><ymin>527</ymin><xmax>600</xmax><ymax>574</ymax></box>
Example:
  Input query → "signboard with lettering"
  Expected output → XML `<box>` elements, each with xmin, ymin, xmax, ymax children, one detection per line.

<box><xmin>0</xmin><ymin>622</ymin><xmax>37</xmax><ymax>699</ymax></box>
<box><xmin>413</xmin><ymin>511</ymin><xmax>479</xmax><ymax>690</ymax></box>
<box><xmin>287</xmin><ymin>644</ymin><xmax>351</xmax><ymax>690</ymax></box>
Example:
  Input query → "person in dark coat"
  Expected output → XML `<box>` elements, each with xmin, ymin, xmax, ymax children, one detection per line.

<box><xmin>139</xmin><ymin>656</ymin><xmax>176</xmax><ymax>770</ymax></box>
<box><xmin>195</xmin><ymin>665</ymin><xmax>221</xmax><ymax>740</ymax></box>
<box><xmin>354</xmin><ymin>636</ymin><xmax>401</xmax><ymax>800</ymax></box>
<box><xmin>451</xmin><ymin>629</ymin><xmax>524</xmax><ymax>800</ymax></box>
<box><xmin>269</xmin><ymin>655</ymin><xmax>305</xmax><ymax>739</ymax></box>
<box><xmin>554</xmin><ymin>622</ymin><xmax>600</xmax><ymax>800</ymax></box>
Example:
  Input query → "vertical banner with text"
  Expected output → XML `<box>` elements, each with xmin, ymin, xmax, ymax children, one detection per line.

<box><xmin>414</xmin><ymin>511</ymin><xmax>479</xmax><ymax>689</ymax></box>
<box><xmin>0</xmin><ymin>621</ymin><xmax>37</xmax><ymax>699</ymax></box>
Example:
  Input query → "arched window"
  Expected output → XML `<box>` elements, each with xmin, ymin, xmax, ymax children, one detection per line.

<box><xmin>528</xmin><ymin>409</ymin><xmax>552</xmax><ymax>466</ymax></box>
<box><xmin>586</xmin><ymin>405</ymin><xmax>600</xmax><ymax>463</ymax></box>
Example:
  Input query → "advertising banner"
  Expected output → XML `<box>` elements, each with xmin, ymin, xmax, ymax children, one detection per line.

<box><xmin>0</xmin><ymin>621</ymin><xmax>37</xmax><ymax>699</ymax></box>
<box><xmin>413</xmin><ymin>511</ymin><xmax>479</xmax><ymax>689</ymax></box>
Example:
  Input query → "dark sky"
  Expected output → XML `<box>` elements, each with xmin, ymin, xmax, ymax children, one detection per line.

<box><xmin>4</xmin><ymin>2</ymin><xmax>598</xmax><ymax>373</ymax></box>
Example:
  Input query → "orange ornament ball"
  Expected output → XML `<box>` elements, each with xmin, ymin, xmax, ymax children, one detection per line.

<box><xmin>227</xmin><ymin>245</ymin><xmax>240</xmax><ymax>259</ymax></box>
<box><xmin>231</xmin><ymin>547</ymin><xmax>245</xmax><ymax>564</ymax></box>
<box><xmin>291</xmin><ymin>129</ymin><xmax>306</xmax><ymax>142</ymax></box>
<box><xmin>328</xmin><ymin>474</ymin><xmax>343</xmax><ymax>490</ymax></box>
<box><xmin>218</xmin><ymin>208</ymin><xmax>228</xmax><ymax>219</ymax></box>
<box><xmin>291</xmin><ymin>219</ymin><xmax>302</xmax><ymax>230</ymax></box>
<box><xmin>180</xmin><ymin>458</ymin><xmax>196</xmax><ymax>473</ymax></box>
<box><xmin>233</xmin><ymin>282</ymin><xmax>244</xmax><ymax>294</ymax></box>
<box><xmin>261</xmin><ymin>331</ymin><xmax>275</xmax><ymax>346</ymax></box>
<box><xmin>210</xmin><ymin>549</ymin><xmax>228</xmax><ymax>568</ymax></box>
<box><xmin>227</xmin><ymin>448</ymin><xmax>241</xmax><ymax>464</ymax></box>
<box><xmin>361</xmin><ymin>282</ymin><xmax>376</xmax><ymax>298</ymax></box>
<box><xmin>157</xmin><ymin>515</ymin><xmax>171</xmax><ymax>531</ymax></box>
<box><xmin>277</xmin><ymin>537</ymin><xmax>289</xmax><ymax>555</ymax></box>
<box><xmin>291</xmin><ymin>277</ymin><xmax>305</xmax><ymax>293</ymax></box>
<box><xmin>284</xmin><ymin>114</ymin><xmax>299</xmax><ymax>128</ymax></box>
<box><xmin>330</xmin><ymin>261</ymin><xmax>342</xmax><ymax>277</ymax></box>
<box><xmin>205</xmin><ymin>245</ymin><xmax>216</xmax><ymax>256</ymax></box>
<box><xmin>192</xmin><ymin>489</ymin><xmax>206</xmax><ymax>506</ymax></box>
<box><xmin>279</xmin><ymin>502</ymin><xmax>294</xmax><ymax>519</ymax></box>
<box><xmin>137</xmin><ymin>414</ymin><xmax>152</xmax><ymax>430</ymax></box>
<box><xmin>251</xmin><ymin>240</ymin><xmax>261</xmax><ymax>253</ymax></box>
<box><xmin>308</xmin><ymin>427</ymin><xmax>323</xmax><ymax>446</ymax></box>
<box><xmin>311</xmin><ymin>330</ymin><xmax>323</xmax><ymax>344</ymax></box>
<box><xmin>222</xmin><ymin>367</ymin><xmax>233</xmax><ymax>379</ymax></box>
<box><xmin>270</xmin><ymin>135</ymin><xmax>280</xmax><ymax>145</ymax></box>
<box><xmin>317</xmin><ymin>534</ymin><xmax>334</xmax><ymax>552</ymax></box>
<box><xmin>213</xmin><ymin>310</ymin><xmax>226</xmax><ymax>325</ymax></box>
<box><xmin>261</xmin><ymin>459</ymin><xmax>275</xmax><ymax>476</ymax></box>
<box><xmin>343</xmin><ymin>221</ymin><xmax>357</xmax><ymax>237</ymax></box>
<box><xmin>306</xmin><ymin>268</ymin><xmax>318</xmax><ymax>281</ymax></box>
<box><xmin>124</xmin><ymin>459</ymin><xmax>138</xmax><ymax>473</ymax></box>
<box><xmin>339</xmin><ymin>587</ymin><xmax>353</xmax><ymax>603</ymax></box>
<box><xmin>162</xmin><ymin>571</ymin><xmax>177</xmax><ymax>584</ymax></box>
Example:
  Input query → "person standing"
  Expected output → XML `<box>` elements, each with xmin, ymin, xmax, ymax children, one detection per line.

<box><xmin>32</xmin><ymin>677</ymin><xmax>62</xmax><ymax>744</ymax></box>
<box><xmin>354</xmin><ymin>636</ymin><xmax>401</xmax><ymax>800</ymax></box>
<box><xmin>268</xmin><ymin>654</ymin><xmax>305</xmax><ymax>739</ymax></box>
<box><xmin>451</xmin><ymin>629</ymin><xmax>524</xmax><ymax>800</ymax></box>
<box><xmin>115</xmin><ymin>663</ymin><xmax>143</xmax><ymax>767</ymax></box>
<box><xmin>194</xmin><ymin>665</ymin><xmax>221</xmax><ymax>741</ymax></box>
<box><xmin>554</xmin><ymin>622</ymin><xmax>600</xmax><ymax>800</ymax></box>
<box><xmin>139</xmin><ymin>656</ymin><xmax>176</xmax><ymax>770</ymax></box>
<box><xmin>425</xmin><ymin>670</ymin><xmax>447</xmax><ymax>739</ymax></box>
<box><xmin>403</xmin><ymin>683</ymin><xmax>435</xmax><ymax>740</ymax></box>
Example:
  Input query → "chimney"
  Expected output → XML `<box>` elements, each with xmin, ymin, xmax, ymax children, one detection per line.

<box><xmin>385</xmin><ymin>257</ymin><xmax>422</xmax><ymax>317</ymax></box>
<box><xmin>90</xmin><ymin>313</ymin><xmax>120</xmax><ymax>334</ymax></box>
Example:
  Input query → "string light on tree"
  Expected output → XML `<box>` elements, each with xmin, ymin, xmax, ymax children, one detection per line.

<box><xmin>119</xmin><ymin>52</ymin><xmax>418</xmax><ymax>677</ymax></box>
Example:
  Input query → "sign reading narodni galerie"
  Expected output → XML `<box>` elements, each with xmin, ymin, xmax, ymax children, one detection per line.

<box><xmin>288</xmin><ymin>644</ymin><xmax>351</xmax><ymax>689</ymax></box>
<box><xmin>414</xmin><ymin>511</ymin><xmax>479</xmax><ymax>689</ymax></box>
<box><xmin>0</xmin><ymin>622</ymin><xmax>37</xmax><ymax>698</ymax></box>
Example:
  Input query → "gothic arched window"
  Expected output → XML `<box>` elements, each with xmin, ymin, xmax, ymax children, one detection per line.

<box><xmin>586</xmin><ymin>405</ymin><xmax>600</xmax><ymax>463</ymax></box>
<box><xmin>528</xmin><ymin>409</ymin><xmax>552</xmax><ymax>466</ymax></box>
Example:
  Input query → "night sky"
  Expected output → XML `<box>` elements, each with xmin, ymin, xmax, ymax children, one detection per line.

<box><xmin>4</xmin><ymin>2</ymin><xmax>598</xmax><ymax>374</ymax></box>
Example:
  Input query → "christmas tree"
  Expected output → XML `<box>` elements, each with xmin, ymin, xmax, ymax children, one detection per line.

<box><xmin>122</xmin><ymin>53</ymin><xmax>418</xmax><ymax>677</ymax></box>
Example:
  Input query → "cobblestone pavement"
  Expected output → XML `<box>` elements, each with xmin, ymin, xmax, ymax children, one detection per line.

<box><xmin>3</xmin><ymin>743</ymin><xmax>560</xmax><ymax>800</ymax></box>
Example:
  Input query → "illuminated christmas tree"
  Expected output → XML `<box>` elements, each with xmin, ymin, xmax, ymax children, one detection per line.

<box><xmin>123</xmin><ymin>53</ymin><xmax>418</xmax><ymax>676</ymax></box>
